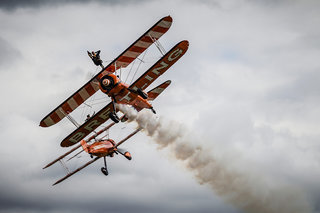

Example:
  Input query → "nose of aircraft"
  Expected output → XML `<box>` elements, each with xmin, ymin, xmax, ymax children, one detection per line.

<box><xmin>102</xmin><ymin>79</ymin><xmax>110</xmax><ymax>86</ymax></box>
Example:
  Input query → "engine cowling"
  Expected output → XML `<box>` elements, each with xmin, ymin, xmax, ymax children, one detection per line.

<box><xmin>99</xmin><ymin>74</ymin><xmax>119</xmax><ymax>93</ymax></box>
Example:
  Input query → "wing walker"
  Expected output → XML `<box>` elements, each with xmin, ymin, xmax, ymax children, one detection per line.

<box><xmin>40</xmin><ymin>16</ymin><xmax>189</xmax><ymax>185</ymax></box>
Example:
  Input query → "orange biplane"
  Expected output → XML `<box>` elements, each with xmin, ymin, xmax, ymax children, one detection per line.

<box><xmin>41</xmin><ymin>16</ymin><xmax>189</xmax><ymax>185</ymax></box>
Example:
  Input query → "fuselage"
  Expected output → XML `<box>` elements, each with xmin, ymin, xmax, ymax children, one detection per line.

<box><xmin>87</xmin><ymin>139</ymin><xmax>116</xmax><ymax>157</ymax></box>
<box><xmin>99</xmin><ymin>73</ymin><xmax>152</xmax><ymax>111</ymax></box>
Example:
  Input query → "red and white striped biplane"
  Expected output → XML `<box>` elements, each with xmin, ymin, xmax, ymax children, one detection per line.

<box><xmin>41</xmin><ymin>16</ymin><xmax>189</xmax><ymax>185</ymax></box>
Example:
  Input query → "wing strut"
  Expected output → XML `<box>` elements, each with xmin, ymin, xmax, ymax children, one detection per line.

<box><xmin>115</xmin><ymin>128</ymin><xmax>141</xmax><ymax>148</ymax></box>
<box><xmin>43</xmin><ymin>144</ymin><xmax>82</xmax><ymax>169</ymax></box>
<box><xmin>53</xmin><ymin>157</ymin><xmax>101</xmax><ymax>186</ymax></box>
<box><xmin>40</xmin><ymin>16</ymin><xmax>173</xmax><ymax>128</ymax></box>
<box><xmin>148</xmin><ymin>33</ymin><xmax>166</xmax><ymax>55</ymax></box>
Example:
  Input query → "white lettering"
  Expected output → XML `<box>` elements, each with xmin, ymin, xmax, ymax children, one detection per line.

<box><xmin>99</xmin><ymin>108</ymin><xmax>111</xmax><ymax>120</ymax></box>
<box><xmin>119</xmin><ymin>92</ymin><xmax>132</xmax><ymax>102</ymax></box>
<box><xmin>152</xmin><ymin>61</ymin><xmax>168</xmax><ymax>75</ymax></box>
<box><xmin>168</xmin><ymin>48</ymin><xmax>183</xmax><ymax>62</ymax></box>
<box><xmin>141</xmin><ymin>83</ymin><xmax>148</xmax><ymax>90</ymax></box>
<box><xmin>70</xmin><ymin>132</ymin><xmax>86</xmax><ymax>143</ymax></box>
<box><xmin>84</xmin><ymin>120</ymin><xmax>101</xmax><ymax>131</ymax></box>
<box><xmin>145</xmin><ymin>75</ymin><xmax>153</xmax><ymax>81</ymax></box>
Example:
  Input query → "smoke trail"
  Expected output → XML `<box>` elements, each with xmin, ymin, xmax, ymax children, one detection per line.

<box><xmin>118</xmin><ymin>105</ymin><xmax>312</xmax><ymax>213</ymax></box>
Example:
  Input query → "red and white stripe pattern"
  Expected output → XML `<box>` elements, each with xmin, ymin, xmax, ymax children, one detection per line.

<box><xmin>100</xmin><ymin>15</ymin><xmax>173</xmax><ymax>76</ymax></box>
<box><xmin>40</xmin><ymin>16</ymin><xmax>172</xmax><ymax>127</ymax></box>
<box><xmin>147</xmin><ymin>80</ymin><xmax>171</xmax><ymax>101</ymax></box>
<box><xmin>40</xmin><ymin>80</ymin><xmax>100</xmax><ymax>127</ymax></box>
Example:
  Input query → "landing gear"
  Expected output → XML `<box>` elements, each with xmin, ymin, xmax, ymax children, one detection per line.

<box><xmin>150</xmin><ymin>107</ymin><xmax>156</xmax><ymax>114</ymax></box>
<box><xmin>109</xmin><ymin>100</ymin><xmax>120</xmax><ymax>123</ymax></box>
<box><xmin>137</xmin><ymin>88</ymin><xmax>148</xmax><ymax>99</ymax></box>
<box><xmin>101</xmin><ymin>167</ymin><xmax>108</xmax><ymax>176</ymax></box>
<box><xmin>101</xmin><ymin>157</ymin><xmax>108</xmax><ymax>176</ymax></box>
<box><xmin>109</xmin><ymin>111</ymin><xmax>120</xmax><ymax>123</ymax></box>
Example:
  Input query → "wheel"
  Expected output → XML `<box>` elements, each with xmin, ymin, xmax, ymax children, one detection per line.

<box><xmin>101</xmin><ymin>167</ymin><xmax>108</xmax><ymax>176</ymax></box>
<box><xmin>109</xmin><ymin>112</ymin><xmax>120</xmax><ymax>123</ymax></box>
<box><xmin>150</xmin><ymin>107</ymin><xmax>156</xmax><ymax>114</ymax></box>
<box><xmin>137</xmin><ymin>88</ymin><xmax>148</xmax><ymax>99</ymax></box>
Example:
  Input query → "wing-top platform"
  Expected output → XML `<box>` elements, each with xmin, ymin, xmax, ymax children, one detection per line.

<box><xmin>40</xmin><ymin>16</ymin><xmax>173</xmax><ymax>127</ymax></box>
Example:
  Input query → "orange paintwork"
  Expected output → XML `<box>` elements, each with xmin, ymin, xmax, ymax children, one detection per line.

<box><xmin>61</xmin><ymin>41</ymin><xmax>188</xmax><ymax>148</ymax></box>
<box><xmin>100</xmin><ymin>73</ymin><xmax>153</xmax><ymax>111</ymax></box>
<box><xmin>81</xmin><ymin>139</ymin><xmax>116</xmax><ymax>157</ymax></box>
<box><xmin>40</xmin><ymin>15</ymin><xmax>173</xmax><ymax>128</ymax></box>
<box><xmin>96</xmin><ymin>40</ymin><xmax>189</xmax><ymax>113</ymax></box>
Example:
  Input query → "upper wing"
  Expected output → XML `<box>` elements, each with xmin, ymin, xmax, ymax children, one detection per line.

<box><xmin>99</xmin><ymin>15</ymin><xmax>173</xmax><ymax>76</ymax></box>
<box><xmin>40</xmin><ymin>80</ymin><xmax>100</xmax><ymax>127</ymax></box>
<box><xmin>40</xmin><ymin>16</ymin><xmax>173</xmax><ymax>127</ymax></box>
<box><xmin>129</xmin><ymin>40</ymin><xmax>189</xmax><ymax>92</ymax></box>
<box><xmin>60</xmin><ymin>102</ymin><xmax>116</xmax><ymax>147</ymax></box>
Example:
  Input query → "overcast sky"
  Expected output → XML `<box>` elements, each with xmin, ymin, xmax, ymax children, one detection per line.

<box><xmin>1</xmin><ymin>0</ymin><xmax>320</xmax><ymax>213</ymax></box>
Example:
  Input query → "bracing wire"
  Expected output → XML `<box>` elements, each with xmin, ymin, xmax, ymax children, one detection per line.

<box><xmin>130</xmin><ymin>49</ymin><xmax>148</xmax><ymax>84</ymax></box>
<box><xmin>124</xmin><ymin>59</ymin><xmax>136</xmax><ymax>83</ymax></box>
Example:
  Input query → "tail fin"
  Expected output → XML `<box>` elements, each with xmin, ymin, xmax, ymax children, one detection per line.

<box><xmin>80</xmin><ymin>140</ymin><xmax>89</xmax><ymax>153</ymax></box>
<box><xmin>147</xmin><ymin>80</ymin><xmax>171</xmax><ymax>101</ymax></box>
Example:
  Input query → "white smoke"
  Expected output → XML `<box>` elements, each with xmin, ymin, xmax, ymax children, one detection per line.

<box><xmin>117</xmin><ymin>104</ymin><xmax>312</xmax><ymax>213</ymax></box>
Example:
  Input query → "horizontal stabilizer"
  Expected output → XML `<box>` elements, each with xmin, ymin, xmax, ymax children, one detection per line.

<box><xmin>147</xmin><ymin>80</ymin><xmax>171</xmax><ymax>101</ymax></box>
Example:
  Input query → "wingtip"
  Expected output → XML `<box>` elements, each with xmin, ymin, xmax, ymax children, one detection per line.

<box><xmin>178</xmin><ymin>40</ymin><xmax>189</xmax><ymax>50</ymax></box>
<box><xmin>52</xmin><ymin>179</ymin><xmax>62</xmax><ymax>186</ymax></box>
<box><xmin>39</xmin><ymin>121</ymin><xmax>47</xmax><ymax>127</ymax></box>
<box><xmin>163</xmin><ymin>15</ymin><xmax>173</xmax><ymax>23</ymax></box>
<box><xmin>182</xmin><ymin>40</ymin><xmax>189</xmax><ymax>45</ymax></box>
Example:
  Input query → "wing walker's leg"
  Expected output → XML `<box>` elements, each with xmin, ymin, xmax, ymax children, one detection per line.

<box><xmin>87</xmin><ymin>50</ymin><xmax>104</xmax><ymax>69</ymax></box>
<box><xmin>109</xmin><ymin>99</ymin><xmax>120</xmax><ymax>123</ymax></box>
<box><xmin>101</xmin><ymin>157</ymin><xmax>108</xmax><ymax>176</ymax></box>
<box><xmin>150</xmin><ymin>107</ymin><xmax>156</xmax><ymax>114</ymax></box>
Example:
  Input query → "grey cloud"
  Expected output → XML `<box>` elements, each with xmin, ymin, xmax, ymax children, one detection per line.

<box><xmin>1</xmin><ymin>0</ymin><xmax>320</xmax><ymax>213</ymax></box>
<box><xmin>0</xmin><ymin>0</ymin><xmax>149</xmax><ymax>10</ymax></box>
<box><xmin>0</xmin><ymin>37</ymin><xmax>22</xmax><ymax>69</ymax></box>
<box><xmin>267</xmin><ymin>70</ymin><xmax>320</xmax><ymax>102</ymax></box>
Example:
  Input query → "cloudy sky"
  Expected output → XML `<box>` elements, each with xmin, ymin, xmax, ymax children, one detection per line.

<box><xmin>1</xmin><ymin>0</ymin><xmax>320</xmax><ymax>212</ymax></box>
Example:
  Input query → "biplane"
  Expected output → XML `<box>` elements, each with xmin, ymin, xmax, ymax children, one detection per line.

<box><xmin>41</xmin><ymin>15</ymin><xmax>189</xmax><ymax>185</ymax></box>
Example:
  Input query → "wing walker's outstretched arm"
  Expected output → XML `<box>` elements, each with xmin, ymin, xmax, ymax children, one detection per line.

<box><xmin>87</xmin><ymin>50</ymin><xmax>104</xmax><ymax>68</ymax></box>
